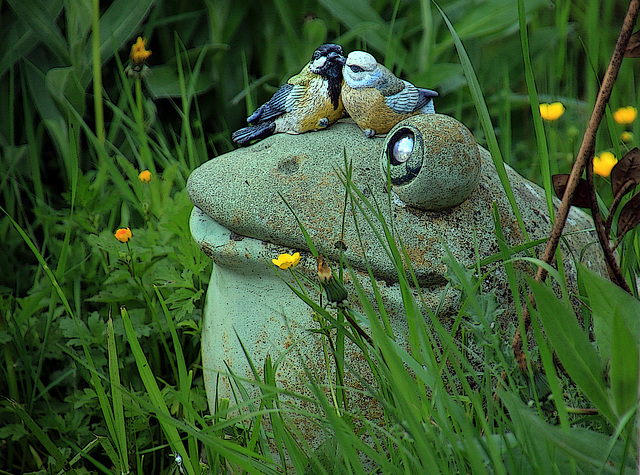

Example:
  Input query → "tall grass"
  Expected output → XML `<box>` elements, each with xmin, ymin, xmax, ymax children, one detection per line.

<box><xmin>1</xmin><ymin>0</ymin><xmax>638</xmax><ymax>472</ymax></box>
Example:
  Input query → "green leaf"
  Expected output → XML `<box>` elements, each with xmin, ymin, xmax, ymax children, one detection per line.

<box><xmin>0</xmin><ymin>423</ymin><xmax>29</xmax><ymax>441</ymax></box>
<box><xmin>610</xmin><ymin>311</ymin><xmax>639</xmax><ymax>418</ymax></box>
<box><xmin>527</xmin><ymin>276</ymin><xmax>615</xmax><ymax>423</ymax></box>
<box><xmin>6</xmin><ymin>0</ymin><xmax>70</xmax><ymax>65</ymax></box>
<box><xmin>59</xmin><ymin>313</ymin><xmax>106</xmax><ymax>347</ymax></box>
<box><xmin>433</xmin><ymin>1</ymin><xmax>529</xmax><ymax>242</ymax></box>
<box><xmin>46</xmin><ymin>66</ymin><xmax>86</xmax><ymax>116</ymax></box>
<box><xmin>302</xmin><ymin>19</ymin><xmax>328</xmax><ymax>51</ymax></box>
<box><xmin>0</xmin><ymin>13</ymin><xmax>41</xmax><ymax>75</ymax></box>
<box><xmin>144</xmin><ymin>45</ymin><xmax>224</xmax><ymax>98</ymax></box>
<box><xmin>305</xmin><ymin>435</ymin><xmax>348</xmax><ymax>475</ymax></box>
<box><xmin>580</xmin><ymin>265</ymin><xmax>640</xmax><ymax>363</ymax></box>
<box><xmin>9</xmin><ymin>400</ymin><xmax>74</xmax><ymax>473</ymax></box>
<box><xmin>501</xmin><ymin>390</ymin><xmax>635</xmax><ymax>473</ymax></box>
<box><xmin>318</xmin><ymin>0</ymin><xmax>391</xmax><ymax>53</ymax></box>
<box><xmin>23</xmin><ymin>57</ymin><xmax>67</xmax><ymax>134</ymax></box>
<box><xmin>445</xmin><ymin>0</ymin><xmax>548</xmax><ymax>41</ymax></box>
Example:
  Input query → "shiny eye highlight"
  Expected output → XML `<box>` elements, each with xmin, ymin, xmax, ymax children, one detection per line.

<box><xmin>391</xmin><ymin>132</ymin><xmax>414</xmax><ymax>164</ymax></box>
<box><xmin>349</xmin><ymin>65</ymin><xmax>364</xmax><ymax>73</ymax></box>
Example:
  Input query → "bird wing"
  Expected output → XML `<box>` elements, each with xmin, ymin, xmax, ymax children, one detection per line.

<box><xmin>247</xmin><ymin>83</ymin><xmax>295</xmax><ymax>124</ymax></box>
<box><xmin>247</xmin><ymin>64</ymin><xmax>313</xmax><ymax>123</ymax></box>
<box><xmin>384</xmin><ymin>81</ymin><xmax>439</xmax><ymax>114</ymax></box>
<box><xmin>283</xmin><ymin>84</ymin><xmax>307</xmax><ymax>112</ymax></box>
<box><xmin>383</xmin><ymin>80</ymin><xmax>420</xmax><ymax>114</ymax></box>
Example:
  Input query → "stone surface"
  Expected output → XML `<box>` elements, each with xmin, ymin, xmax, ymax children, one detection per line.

<box><xmin>187</xmin><ymin>114</ymin><xmax>606</xmax><ymax>451</ymax></box>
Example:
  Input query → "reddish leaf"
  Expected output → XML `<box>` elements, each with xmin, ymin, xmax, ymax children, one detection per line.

<box><xmin>625</xmin><ymin>31</ymin><xmax>640</xmax><ymax>58</ymax></box>
<box><xmin>617</xmin><ymin>193</ymin><xmax>640</xmax><ymax>238</ymax></box>
<box><xmin>552</xmin><ymin>174</ymin><xmax>592</xmax><ymax>208</ymax></box>
<box><xmin>611</xmin><ymin>147</ymin><xmax>640</xmax><ymax>198</ymax></box>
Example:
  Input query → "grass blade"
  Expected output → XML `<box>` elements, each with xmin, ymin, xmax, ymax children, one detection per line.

<box><xmin>433</xmin><ymin>0</ymin><xmax>528</xmax><ymax>241</ymax></box>
<box><xmin>120</xmin><ymin>306</ymin><xmax>194</xmax><ymax>475</ymax></box>
<box><xmin>107</xmin><ymin>316</ymin><xmax>128</xmax><ymax>472</ymax></box>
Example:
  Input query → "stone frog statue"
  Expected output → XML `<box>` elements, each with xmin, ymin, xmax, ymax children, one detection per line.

<box><xmin>187</xmin><ymin>114</ymin><xmax>604</xmax><ymax>450</ymax></box>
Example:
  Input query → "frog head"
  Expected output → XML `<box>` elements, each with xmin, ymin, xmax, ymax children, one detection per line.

<box><xmin>187</xmin><ymin>114</ymin><xmax>603</xmax><ymax>449</ymax></box>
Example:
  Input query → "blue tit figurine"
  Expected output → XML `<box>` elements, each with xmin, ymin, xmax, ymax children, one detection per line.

<box><xmin>232</xmin><ymin>44</ymin><xmax>346</xmax><ymax>146</ymax></box>
<box><xmin>341</xmin><ymin>51</ymin><xmax>438</xmax><ymax>138</ymax></box>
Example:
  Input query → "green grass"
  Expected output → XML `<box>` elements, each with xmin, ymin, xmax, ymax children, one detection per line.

<box><xmin>1</xmin><ymin>0</ymin><xmax>639</xmax><ymax>473</ymax></box>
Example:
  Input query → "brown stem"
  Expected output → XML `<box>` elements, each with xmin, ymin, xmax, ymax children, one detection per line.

<box><xmin>512</xmin><ymin>1</ymin><xmax>640</xmax><ymax>369</ymax></box>
<box><xmin>605</xmin><ymin>179</ymin><xmax>636</xmax><ymax>235</ymax></box>
<box><xmin>612</xmin><ymin>235</ymin><xmax>623</xmax><ymax>253</ymax></box>
<box><xmin>343</xmin><ymin>309</ymin><xmax>375</xmax><ymax>348</ymax></box>
<box><xmin>586</xmin><ymin>157</ymin><xmax>632</xmax><ymax>291</ymax></box>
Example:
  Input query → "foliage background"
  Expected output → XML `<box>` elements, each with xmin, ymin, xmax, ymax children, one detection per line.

<box><xmin>1</xmin><ymin>0</ymin><xmax>638</xmax><ymax>473</ymax></box>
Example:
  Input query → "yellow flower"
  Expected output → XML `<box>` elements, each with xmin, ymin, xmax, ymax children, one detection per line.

<box><xmin>593</xmin><ymin>151</ymin><xmax>618</xmax><ymax>177</ymax></box>
<box><xmin>613</xmin><ymin>106</ymin><xmax>637</xmax><ymax>125</ymax></box>
<box><xmin>621</xmin><ymin>131</ymin><xmax>634</xmax><ymax>143</ymax></box>
<box><xmin>139</xmin><ymin>170</ymin><xmax>152</xmax><ymax>183</ymax></box>
<box><xmin>130</xmin><ymin>37</ymin><xmax>152</xmax><ymax>65</ymax></box>
<box><xmin>272</xmin><ymin>252</ymin><xmax>300</xmax><ymax>269</ymax></box>
<box><xmin>115</xmin><ymin>227</ymin><xmax>133</xmax><ymax>243</ymax></box>
<box><xmin>539</xmin><ymin>102</ymin><xmax>565</xmax><ymax>121</ymax></box>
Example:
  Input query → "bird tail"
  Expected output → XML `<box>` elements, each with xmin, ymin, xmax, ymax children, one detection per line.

<box><xmin>231</xmin><ymin>121</ymin><xmax>276</xmax><ymax>146</ymax></box>
<box><xmin>421</xmin><ymin>99</ymin><xmax>436</xmax><ymax>114</ymax></box>
<box><xmin>418</xmin><ymin>88</ymin><xmax>438</xmax><ymax>114</ymax></box>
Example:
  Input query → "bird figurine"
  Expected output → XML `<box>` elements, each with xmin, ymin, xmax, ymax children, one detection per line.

<box><xmin>232</xmin><ymin>44</ymin><xmax>346</xmax><ymax>146</ymax></box>
<box><xmin>341</xmin><ymin>51</ymin><xmax>438</xmax><ymax>138</ymax></box>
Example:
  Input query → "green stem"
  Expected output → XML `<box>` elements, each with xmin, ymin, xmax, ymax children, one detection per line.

<box><xmin>135</xmin><ymin>78</ymin><xmax>144</xmax><ymax>123</ymax></box>
<box><xmin>92</xmin><ymin>0</ymin><xmax>105</xmax><ymax>145</ymax></box>
<box><xmin>126</xmin><ymin>242</ymin><xmax>136</xmax><ymax>279</ymax></box>
<box><xmin>133</xmin><ymin>77</ymin><xmax>160</xmax><ymax>215</ymax></box>
<box><xmin>518</xmin><ymin>0</ymin><xmax>553</xmax><ymax>218</ymax></box>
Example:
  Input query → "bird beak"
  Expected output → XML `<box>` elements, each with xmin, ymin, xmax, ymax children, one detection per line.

<box><xmin>329</xmin><ymin>52</ymin><xmax>346</xmax><ymax>66</ymax></box>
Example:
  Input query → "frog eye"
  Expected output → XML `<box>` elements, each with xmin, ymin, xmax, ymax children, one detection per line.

<box><xmin>380</xmin><ymin>115</ymin><xmax>481</xmax><ymax>210</ymax></box>
<box><xmin>385</xmin><ymin>127</ymin><xmax>422</xmax><ymax>185</ymax></box>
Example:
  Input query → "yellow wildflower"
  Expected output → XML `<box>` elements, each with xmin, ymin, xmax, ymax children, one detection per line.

<box><xmin>613</xmin><ymin>106</ymin><xmax>637</xmax><ymax>125</ymax></box>
<box><xmin>272</xmin><ymin>252</ymin><xmax>300</xmax><ymax>270</ymax></box>
<box><xmin>621</xmin><ymin>131</ymin><xmax>634</xmax><ymax>143</ymax></box>
<box><xmin>130</xmin><ymin>37</ymin><xmax>152</xmax><ymax>65</ymax></box>
<box><xmin>115</xmin><ymin>227</ymin><xmax>133</xmax><ymax>243</ymax></box>
<box><xmin>539</xmin><ymin>102</ymin><xmax>565</xmax><ymax>122</ymax></box>
<box><xmin>593</xmin><ymin>151</ymin><xmax>618</xmax><ymax>178</ymax></box>
<box><xmin>139</xmin><ymin>170</ymin><xmax>152</xmax><ymax>183</ymax></box>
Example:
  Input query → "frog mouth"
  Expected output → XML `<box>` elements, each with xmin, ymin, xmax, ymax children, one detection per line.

<box><xmin>189</xmin><ymin>206</ymin><xmax>306</xmax><ymax>274</ymax></box>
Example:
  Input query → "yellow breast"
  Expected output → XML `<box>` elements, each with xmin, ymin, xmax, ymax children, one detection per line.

<box><xmin>342</xmin><ymin>84</ymin><xmax>415</xmax><ymax>134</ymax></box>
<box><xmin>275</xmin><ymin>77</ymin><xmax>345</xmax><ymax>134</ymax></box>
